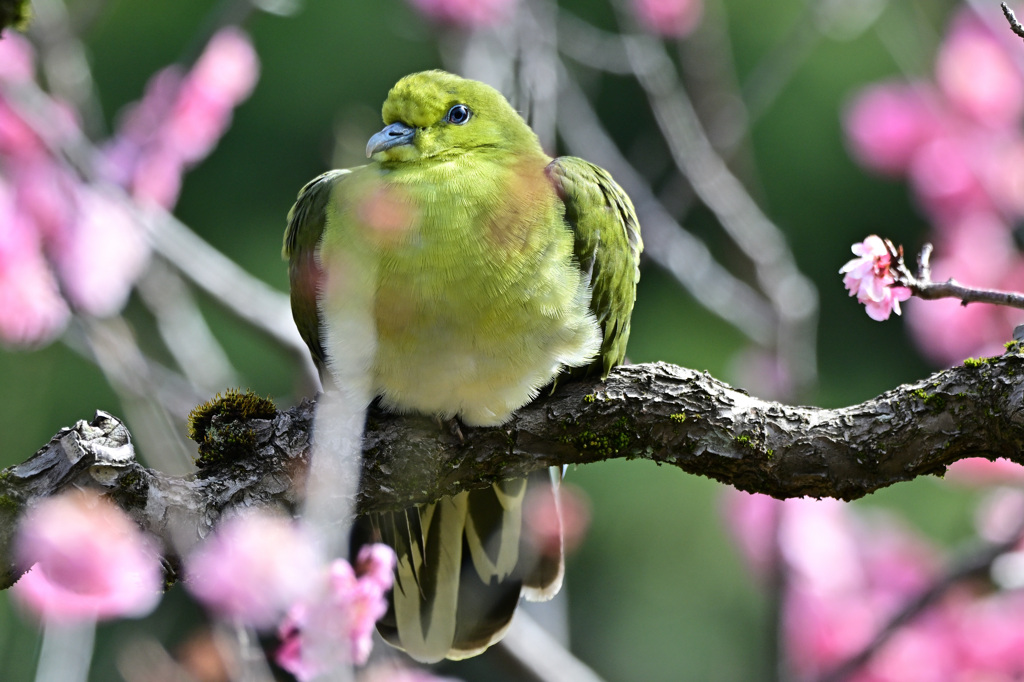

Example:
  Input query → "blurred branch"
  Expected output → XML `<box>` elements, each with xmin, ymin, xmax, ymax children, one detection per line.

<box><xmin>499</xmin><ymin>610</ymin><xmax>607</xmax><ymax>682</ymax></box>
<box><xmin>620</xmin><ymin>31</ymin><xmax>820</xmax><ymax>390</ymax></box>
<box><xmin>556</xmin><ymin>70</ymin><xmax>778</xmax><ymax>346</ymax></box>
<box><xmin>4</xmin><ymin>352</ymin><xmax>1024</xmax><ymax>587</ymax></box>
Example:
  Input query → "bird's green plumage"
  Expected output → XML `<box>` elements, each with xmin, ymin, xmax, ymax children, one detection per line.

<box><xmin>283</xmin><ymin>70</ymin><xmax>641</xmax><ymax>662</ymax></box>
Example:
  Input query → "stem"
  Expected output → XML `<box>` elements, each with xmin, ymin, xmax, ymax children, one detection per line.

<box><xmin>34</xmin><ymin>618</ymin><xmax>96</xmax><ymax>682</ymax></box>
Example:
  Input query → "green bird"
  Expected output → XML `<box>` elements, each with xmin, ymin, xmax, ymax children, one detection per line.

<box><xmin>283</xmin><ymin>70</ymin><xmax>641</xmax><ymax>663</ymax></box>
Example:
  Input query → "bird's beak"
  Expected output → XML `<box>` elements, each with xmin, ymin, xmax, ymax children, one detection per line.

<box><xmin>366</xmin><ymin>121</ymin><xmax>416</xmax><ymax>158</ymax></box>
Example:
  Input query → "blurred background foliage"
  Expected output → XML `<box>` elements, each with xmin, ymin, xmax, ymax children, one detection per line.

<box><xmin>1</xmin><ymin>0</ymin><xmax>1017</xmax><ymax>679</ymax></box>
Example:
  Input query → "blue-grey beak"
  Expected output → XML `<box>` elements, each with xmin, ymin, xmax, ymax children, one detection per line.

<box><xmin>366</xmin><ymin>121</ymin><xmax>416</xmax><ymax>157</ymax></box>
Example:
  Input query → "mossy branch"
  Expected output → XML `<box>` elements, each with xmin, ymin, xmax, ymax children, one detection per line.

<box><xmin>2</xmin><ymin>351</ymin><xmax>1024</xmax><ymax>588</ymax></box>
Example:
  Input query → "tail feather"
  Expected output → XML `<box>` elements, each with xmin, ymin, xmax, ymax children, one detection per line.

<box><xmin>362</xmin><ymin>468</ymin><xmax>565</xmax><ymax>662</ymax></box>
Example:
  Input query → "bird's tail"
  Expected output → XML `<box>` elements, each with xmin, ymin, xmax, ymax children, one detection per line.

<box><xmin>359</xmin><ymin>468</ymin><xmax>564</xmax><ymax>663</ymax></box>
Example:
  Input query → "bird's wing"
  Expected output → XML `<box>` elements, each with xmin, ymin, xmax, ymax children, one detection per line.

<box><xmin>546</xmin><ymin>156</ymin><xmax>643</xmax><ymax>378</ymax></box>
<box><xmin>282</xmin><ymin>169</ymin><xmax>351</xmax><ymax>385</ymax></box>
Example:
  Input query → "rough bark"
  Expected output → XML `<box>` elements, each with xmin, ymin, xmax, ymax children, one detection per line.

<box><xmin>3</xmin><ymin>352</ymin><xmax>1023</xmax><ymax>588</ymax></box>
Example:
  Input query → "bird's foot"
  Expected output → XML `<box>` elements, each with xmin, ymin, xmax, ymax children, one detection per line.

<box><xmin>433</xmin><ymin>415</ymin><xmax>466</xmax><ymax>443</ymax></box>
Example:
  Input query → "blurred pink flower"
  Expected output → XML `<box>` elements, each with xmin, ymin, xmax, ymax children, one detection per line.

<box><xmin>0</xmin><ymin>26</ymin><xmax>259</xmax><ymax>349</ymax></box>
<box><xmin>0</xmin><ymin>181</ymin><xmax>70</xmax><ymax>346</ymax></box>
<box><xmin>721</xmin><ymin>489</ymin><xmax>783</xmax><ymax>577</ymax></box>
<box><xmin>11</xmin><ymin>490</ymin><xmax>162</xmax><ymax>623</ymax></box>
<box><xmin>948</xmin><ymin>457</ymin><xmax>1024</xmax><ymax>488</ymax></box>
<box><xmin>164</xmin><ymin>27</ymin><xmax>259</xmax><ymax>165</ymax></box>
<box><xmin>974</xmin><ymin>487</ymin><xmax>1024</xmax><ymax>543</ymax></box>
<box><xmin>839</xmin><ymin>236</ymin><xmax>912</xmax><ymax>321</ymax></box>
<box><xmin>53</xmin><ymin>188</ymin><xmax>151</xmax><ymax>317</ymax></box>
<box><xmin>955</xmin><ymin>591</ymin><xmax>1024</xmax><ymax>673</ymax></box>
<box><xmin>725</xmin><ymin>490</ymin><xmax>946</xmax><ymax>681</ymax></box>
<box><xmin>406</xmin><ymin>0</ymin><xmax>517</xmax><ymax>28</ymax></box>
<box><xmin>632</xmin><ymin>0</ymin><xmax>704</xmax><ymax>38</ymax></box>
<box><xmin>185</xmin><ymin>511</ymin><xmax>321</xmax><ymax>630</ymax></box>
<box><xmin>276</xmin><ymin>546</ymin><xmax>396</xmax><ymax>679</ymax></box>
<box><xmin>524</xmin><ymin>480</ymin><xmax>591</xmax><ymax>557</ymax></box>
<box><xmin>355</xmin><ymin>542</ymin><xmax>398</xmax><ymax>593</ymax></box>
<box><xmin>101</xmin><ymin>27</ymin><xmax>259</xmax><ymax>209</ymax></box>
<box><xmin>843</xmin><ymin>8</ymin><xmax>1024</xmax><ymax>361</ymax></box>
<box><xmin>0</xmin><ymin>31</ymin><xmax>35</xmax><ymax>82</ymax></box>
<box><xmin>844</xmin><ymin>83</ymin><xmax>940</xmax><ymax>176</ymax></box>
<box><xmin>907</xmin><ymin>133</ymin><xmax>990</xmax><ymax>223</ymax></box>
<box><xmin>936</xmin><ymin>12</ymin><xmax>1024</xmax><ymax>129</ymax></box>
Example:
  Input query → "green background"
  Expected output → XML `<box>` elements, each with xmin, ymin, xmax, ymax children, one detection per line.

<box><xmin>0</xmin><ymin>0</ymin><xmax>993</xmax><ymax>679</ymax></box>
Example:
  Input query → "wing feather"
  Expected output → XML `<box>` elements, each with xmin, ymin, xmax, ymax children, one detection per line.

<box><xmin>282</xmin><ymin>169</ymin><xmax>351</xmax><ymax>385</ymax></box>
<box><xmin>546</xmin><ymin>157</ymin><xmax>643</xmax><ymax>378</ymax></box>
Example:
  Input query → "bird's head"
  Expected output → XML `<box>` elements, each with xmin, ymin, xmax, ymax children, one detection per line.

<box><xmin>366</xmin><ymin>70</ymin><xmax>541</xmax><ymax>163</ymax></box>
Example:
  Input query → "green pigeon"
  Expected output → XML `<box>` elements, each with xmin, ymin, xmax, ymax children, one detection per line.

<box><xmin>283</xmin><ymin>70</ymin><xmax>642</xmax><ymax>663</ymax></box>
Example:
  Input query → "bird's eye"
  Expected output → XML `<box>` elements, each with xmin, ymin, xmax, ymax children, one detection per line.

<box><xmin>446</xmin><ymin>104</ymin><xmax>471</xmax><ymax>125</ymax></box>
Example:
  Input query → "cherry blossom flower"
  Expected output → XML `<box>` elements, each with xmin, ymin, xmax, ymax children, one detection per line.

<box><xmin>0</xmin><ymin>26</ymin><xmax>259</xmax><ymax>348</ymax></box>
<box><xmin>11</xmin><ymin>490</ymin><xmax>162</xmax><ymax>623</ymax></box>
<box><xmin>725</xmin><ymin>490</ymin><xmax>943</xmax><ymax>681</ymax></box>
<box><xmin>405</xmin><ymin>0</ymin><xmax>517</xmax><ymax>29</ymax></box>
<box><xmin>102</xmin><ymin>26</ymin><xmax>259</xmax><ymax>209</ymax></box>
<box><xmin>843</xmin><ymin>7</ymin><xmax>1024</xmax><ymax>360</ymax></box>
<box><xmin>275</xmin><ymin>545</ymin><xmax>396</xmax><ymax>679</ymax></box>
<box><xmin>0</xmin><ymin>181</ymin><xmax>70</xmax><ymax>346</ymax></box>
<box><xmin>936</xmin><ymin>11</ymin><xmax>1024</xmax><ymax>129</ymax></box>
<box><xmin>185</xmin><ymin>510</ymin><xmax>321</xmax><ymax>630</ymax></box>
<box><xmin>524</xmin><ymin>480</ymin><xmax>591</xmax><ymax>556</ymax></box>
<box><xmin>839</xmin><ymin>236</ymin><xmax>912</xmax><ymax>321</ymax></box>
<box><xmin>632</xmin><ymin>0</ymin><xmax>704</xmax><ymax>39</ymax></box>
<box><xmin>843</xmin><ymin>83</ymin><xmax>941</xmax><ymax>176</ymax></box>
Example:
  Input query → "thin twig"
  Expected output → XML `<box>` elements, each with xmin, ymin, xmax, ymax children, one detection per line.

<box><xmin>892</xmin><ymin>242</ymin><xmax>1024</xmax><ymax>311</ymax></box>
<box><xmin>1002</xmin><ymin>2</ymin><xmax>1024</xmax><ymax>40</ymax></box>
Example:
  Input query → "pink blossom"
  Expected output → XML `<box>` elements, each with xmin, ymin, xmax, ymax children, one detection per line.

<box><xmin>725</xmin><ymin>491</ymin><xmax>946</xmax><ymax>680</ymax></box>
<box><xmin>524</xmin><ymin>481</ymin><xmax>591</xmax><ymax>557</ymax></box>
<box><xmin>907</xmin><ymin>134</ymin><xmax>990</xmax><ymax>222</ymax></box>
<box><xmin>950</xmin><ymin>458</ymin><xmax>1024</xmax><ymax>489</ymax></box>
<box><xmin>936</xmin><ymin>13</ymin><xmax>1024</xmax><ymax>129</ymax></box>
<box><xmin>11</xmin><ymin>490</ymin><xmax>162</xmax><ymax>623</ymax></box>
<box><xmin>185</xmin><ymin>511</ymin><xmax>321</xmax><ymax>630</ymax></box>
<box><xmin>355</xmin><ymin>543</ymin><xmax>398</xmax><ymax>593</ymax></box>
<box><xmin>632</xmin><ymin>0</ymin><xmax>703</xmax><ymax>39</ymax></box>
<box><xmin>101</xmin><ymin>27</ymin><xmax>259</xmax><ymax>209</ymax></box>
<box><xmin>0</xmin><ymin>181</ymin><xmax>70</xmax><ymax>346</ymax></box>
<box><xmin>0</xmin><ymin>32</ymin><xmax>35</xmax><ymax>83</ymax></box>
<box><xmin>188</xmin><ymin>27</ymin><xmax>260</xmax><ymax>107</ymax></box>
<box><xmin>164</xmin><ymin>27</ymin><xmax>259</xmax><ymax>165</ymax></box>
<box><xmin>406</xmin><ymin>0</ymin><xmax>517</xmax><ymax>28</ymax></box>
<box><xmin>275</xmin><ymin>546</ymin><xmax>396</xmax><ymax>679</ymax></box>
<box><xmin>843</xmin><ymin>83</ymin><xmax>941</xmax><ymax>176</ymax></box>
<box><xmin>839</xmin><ymin>236</ymin><xmax>912</xmax><ymax>321</ymax></box>
<box><xmin>0</xmin><ymin>98</ymin><xmax>45</xmax><ymax>158</ymax></box>
<box><xmin>974</xmin><ymin>487</ymin><xmax>1024</xmax><ymax>543</ymax></box>
<box><xmin>54</xmin><ymin>188</ymin><xmax>150</xmax><ymax>317</ymax></box>
<box><xmin>721</xmin><ymin>490</ymin><xmax>783</xmax><ymax>577</ymax></box>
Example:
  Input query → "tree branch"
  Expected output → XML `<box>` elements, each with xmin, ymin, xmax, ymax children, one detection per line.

<box><xmin>3</xmin><ymin>355</ymin><xmax>1024</xmax><ymax>589</ymax></box>
<box><xmin>892</xmin><ymin>242</ymin><xmax>1024</xmax><ymax>311</ymax></box>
